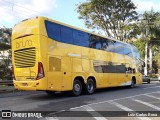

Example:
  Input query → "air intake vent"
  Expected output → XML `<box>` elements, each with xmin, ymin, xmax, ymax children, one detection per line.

<box><xmin>14</xmin><ymin>47</ymin><xmax>36</xmax><ymax>68</ymax></box>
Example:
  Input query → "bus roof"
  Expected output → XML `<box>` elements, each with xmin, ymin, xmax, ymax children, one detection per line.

<box><xmin>42</xmin><ymin>16</ymin><xmax>129</xmax><ymax>46</ymax></box>
<box><xmin>13</xmin><ymin>16</ymin><xmax>130</xmax><ymax>46</ymax></box>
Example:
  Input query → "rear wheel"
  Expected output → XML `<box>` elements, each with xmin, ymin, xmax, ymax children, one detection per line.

<box><xmin>46</xmin><ymin>90</ymin><xmax>55</xmax><ymax>95</ymax></box>
<box><xmin>85</xmin><ymin>79</ymin><xmax>95</xmax><ymax>94</ymax></box>
<box><xmin>72</xmin><ymin>79</ymin><xmax>82</xmax><ymax>96</ymax></box>
<box><xmin>130</xmin><ymin>79</ymin><xmax>135</xmax><ymax>88</ymax></box>
<box><xmin>148</xmin><ymin>79</ymin><xmax>151</xmax><ymax>84</ymax></box>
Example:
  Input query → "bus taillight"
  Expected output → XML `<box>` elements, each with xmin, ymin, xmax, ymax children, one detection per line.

<box><xmin>36</xmin><ymin>62</ymin><xmax>45</xmax><ymax>80</ymax></box>
<box><xmin>12</xmin><ymin>65</ymin><xmax>16</xmax><ymax>80</ymax></box>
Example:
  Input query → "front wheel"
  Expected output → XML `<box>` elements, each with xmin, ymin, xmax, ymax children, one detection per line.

<box><xmin>72</xmin><ymin>79</ymin><xmax>82</xmax><ymax>96</ymax></box>
<box><xmin>85</xmin><ymin>79</ymin><xmax>95</xmax><ymax>94</ymax></box>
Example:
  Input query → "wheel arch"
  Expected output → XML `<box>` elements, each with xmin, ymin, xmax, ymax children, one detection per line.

<box><xmin>132</xmin><ymin>76</ymin><xmax>136</xmax><ymax>84</ymax></box>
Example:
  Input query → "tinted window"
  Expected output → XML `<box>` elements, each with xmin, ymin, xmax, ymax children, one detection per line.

<box><xmin>45</xmin><ymin>20</ymin><xmax>134</xmax><ymax>57</ymax></box>
<box><xmin>106</xmin><ymin>41</ymin><xmax>115</xmax><ymax>52</ymax></box>
<box><xmin>101</xmin><ymin>41</ymin><xmax>108</xmax><ymax>51</ymax></box>
<box><xmin>89</xmin><ymin>35</ymin><xmax>101</xmax><ymax>48</ymax></box>
<box><xmin>131</xmin><ymin>45</ymin><xmax>140</xmax><ymax>59</ymax></box>
<box><xmin>73</xmin><ymin>30</ymin><xmax>89</xmax><ymax>47</ymax></box>
<box><xmin>61</xmin><ymin>26</ymin><xmax>73</xmax><ymax>44</ymax></box>
<box><xmin>93</xmin><ymin>60</ymin><xmax>126</xmax><ymax>73</ymax></box>
<box><xmin>114</xmin><ymin>42</ymin><xmax>124</xmax><ymax>54</ymax></box>
<box><xmin>95</xmin><ymin>42</ymin><xmax>102</xmax><ymax>49</ymax></box>
<box><xmin>124</xmin><ymin>45</ymin><xmax>133</xmax><ymax>57</ymax></box>
<box><xmin>45</xmin><ymin>21</ymin><xmax>61</xmax><ymax>41</ymax></box>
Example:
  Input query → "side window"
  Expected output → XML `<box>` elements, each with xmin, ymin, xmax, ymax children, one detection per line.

<box><xmin>101</xmin><ymin>41</ymin><xmax>107</xmax><ymax>50</ymax></box>
<box><xmin>73</xmin><ymin>30</ymin><xmax>89</xmax><ymax>47</ymax></box>
<box><xmin>89</xmin><ymin>35</ymin><xmax>103</xmax><ymax>49</ymax></box>
<box><xmin>107</xmin><ymin>41</ymin><xmax>115</xmax><ymax>52</ymax></box>
<box><xmin>124</xmin><ymin>45</ymin><xmax>133</xmax><ymax>57</ymax></box>
<box><xmin>96</xmin><ymin>42</ymin><xmax>101</xmax><ymax>49</ymax></box>
<box><xmin>114</xmin><ymin>42</ymin><xmax>124</xmax><ymax>54</ymax></box>
<box><xmin>61</xmin><ymin>26</ymin><xmax>73</xmax><ymax>44</ymax></box>
<box><xmin>132</xmin><ymin>45</ymin><xmax>140</xmax><ymax>59</ymax></box>
<box><xmin>45</xmin><ymin>21</ymin><xmax>61</xmax><ymax>41</ymax></box>
<box><xmin>89</xmin><ymin>42</ymin><xmax>96</xmax><ymax>48</ymax></box>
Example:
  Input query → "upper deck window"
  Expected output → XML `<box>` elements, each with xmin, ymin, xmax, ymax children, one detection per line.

<box><xmin>45</xmin><ymin>20</ymin><xmax>134</xmax><ymax>58</ymax></box>
<box><xmin>45</xmin><ymin>21</ymin><xmax>61</xmax><ymax>41</ymax></box>
<box><xmin>61</xmin><ymin>26</ymin><xmax>73</xmax><ymax>44</ymax></box>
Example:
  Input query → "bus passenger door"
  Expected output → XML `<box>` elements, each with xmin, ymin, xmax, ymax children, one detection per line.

<box><xmin>61</xmin><ymin>57</ymin><xmax>72</xmax><ymax>91</ymax></box>
<box><xmin>125</xmin><ymin>63</ymin><xmax>132</xmax><ymax>85</ymax></box>
<box><xmin>47</xmin><ymin>56</ymin><xmax>62</xmax><ymax>91</ymax></box>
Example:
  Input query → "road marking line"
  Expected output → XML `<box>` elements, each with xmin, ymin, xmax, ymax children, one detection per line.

<box><xmin>144</xmin><ymin>94</ymin><xmax>160</xmax><ymax>100</ymax></box>
<box><xmin>70</xmin><ymin>106</ymin><xmax>82</xmax><ymax>110</ymax></box>
<box><xmin>109</xmin><ymin>101</ymin><xmax>133</xmax><ymax>111</ymax></box>
<box><xmin>109</xmin><ymin>101</ymin><xmax>151</xmax><ymax>120</ymax></box>
<box><xmin>69</xmin><ymin>91</ymin><xmax>160</xmax><ymax>110</ymax></box>
<box><xmin>87</xmin><ymin>91</ymin><xmax>160</xmax><ymax>106</ymax></box>
<box><xmin>82</xmin><ymin>105</ymin><xmax>107</xmax><ymax>120</ymax></box>
<box><xmin>143</xmin><ymin>86</ymin><xmax>160</xmax><ymax>89</ymax></box>
<box><xmin>132</xmin><ymin>99</ymin><xmax>160</xmax><ymax>111</ymax></box>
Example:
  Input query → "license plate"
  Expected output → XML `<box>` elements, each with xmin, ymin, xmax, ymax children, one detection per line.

<box><xmin>22</xmin><ymin>83</ymin><xmax>28</xmax><ymax>86</ymax></box>
<box><xmin>17</xmin><ymin>77</ymin><xmax>22</xmax><ymax>81</ymax></box>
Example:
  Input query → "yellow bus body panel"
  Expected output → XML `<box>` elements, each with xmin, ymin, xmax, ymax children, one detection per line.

<box><xmin>12</xmin><ymin>16</ymin><xmax>142</xmax><ymax>92</ymax></box>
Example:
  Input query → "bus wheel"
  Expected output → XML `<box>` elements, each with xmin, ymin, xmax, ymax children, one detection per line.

<box><xmin>46</xmin><ymin>90</ymin><xmax>55</xmax><ymax>95</ymax></box>
<box><xmin>148</xmin><ymin>79</ymin><xmax>151</xmax><ymax>84</ymax></box>
<box><xmin>86</xmin><ymin>79</ymin><xmax>95</xmax><ymax>94</ymax></box>
<box><xmin>73</xmin><ymin>79</ymin><xmax>82</xmax><ymax>96</ymax></box>
<box><xmin>130</xmin><ymin>79</ymin><xmax>135</xmax><ymax>88</ymax></box>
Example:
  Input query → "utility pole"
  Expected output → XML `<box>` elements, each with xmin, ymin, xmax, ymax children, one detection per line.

<box><xmin>144</xmin><ymin>29</ymin><xmax>148</xmax><ymax>76</ymax></box>
<box><xmin>144</xmin><ymin>19</ymin><xmax>150</xmax><ymax>76</ymax></box>
<box><xmin>149</xmin><ymin>45</ymin><xmax>153</xmax><ymax>74</ymax></box>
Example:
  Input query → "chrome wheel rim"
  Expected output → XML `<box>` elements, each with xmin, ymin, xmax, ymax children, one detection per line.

<box><xmin>88</xmin><ymin>83</ymin><xmax>93</xmax><ymax>92</ymax></box>
<box><xmin>74</xmin><ymin>84</ymin><xmax>80</xmax><ymax>92</ymax></box>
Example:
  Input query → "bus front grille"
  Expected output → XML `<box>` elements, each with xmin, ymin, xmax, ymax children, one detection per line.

<box><xmin>14</xmin><ymin>47</ymin><xmax>36</xmax><ymax>68</ymax></box>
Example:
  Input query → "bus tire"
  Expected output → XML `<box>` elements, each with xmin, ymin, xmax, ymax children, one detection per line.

<box><xmin>46</xmin><ymin>90</ymin><xmax>55</xmax><ymax>95</ymax></box>
<box><xmin>130</xmin><ymin>78</ymin><xmax>135</xmax><ymax>88</ymax></box>
<box><xmin>85</xmin><ymin>79</ymin><xmax>95</xmax><ymax>95</ymax></box>
<box><xmin>72</xmin><ymin>79</ymin><xmax>82</xmax><ymax>96</ymax></box>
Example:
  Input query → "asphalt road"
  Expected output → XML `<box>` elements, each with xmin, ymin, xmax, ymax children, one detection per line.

<box><xmin>0</xmin><ymin>81</ymin><xmax>160</xmax><ymax>120</ymax></box>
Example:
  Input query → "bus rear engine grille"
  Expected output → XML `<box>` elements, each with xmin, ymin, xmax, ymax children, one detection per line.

<box><xmin>14</xmin><ymin>47</ymin><xmax>36</xmax><ymax>68</ymax></box>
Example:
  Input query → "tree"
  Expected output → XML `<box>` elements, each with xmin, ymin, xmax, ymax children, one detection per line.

<box><xmin>138</xmin><ymin>10</ymin><xmax>160</xmax><ymax>75</ymax></box>
<box><xmin>76</xmin><ymin>0</ymin><xmax>138</xmax><ymax>41</ymax></box>
<box><xmin>0</xmin><ymin>27</ymin><xmax>12</xmax><ymax>80</ymax></box>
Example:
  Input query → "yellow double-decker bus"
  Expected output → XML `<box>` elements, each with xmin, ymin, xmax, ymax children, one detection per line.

<box><xmin>12</xmin><ymin>16</ymin><xmax>142</xmax><ymax>96</ymax></box>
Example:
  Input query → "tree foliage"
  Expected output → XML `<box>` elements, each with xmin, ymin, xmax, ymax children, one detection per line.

<box><xmin>76</xmin><ymin>0</ymin><xmax>138</xmax><ymax>41</ymax></box>
<box><xmin>137</xmin><ymin>10</ymin><xmax>160</xmax><ymax>73</ymax></box>
<box><xmin>0</xmin><ymin>27</ymin><xmax>12</xmax><ymax>80</ymax></box>
<box><xmin>0</xmin><ymin>28</ymin><xmax>12</xmax><ymax>48</ymax></box>
<box><xmin>139</xmin><ymin>10</ymin><xmax>160</xmax><ymax>46</ymax></box>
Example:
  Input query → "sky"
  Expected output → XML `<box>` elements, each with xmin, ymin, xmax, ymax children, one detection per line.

<box><xmin>0</xmin><ymin>0</ymin><xmax>160</xmax><ymax>32</ymax></box>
